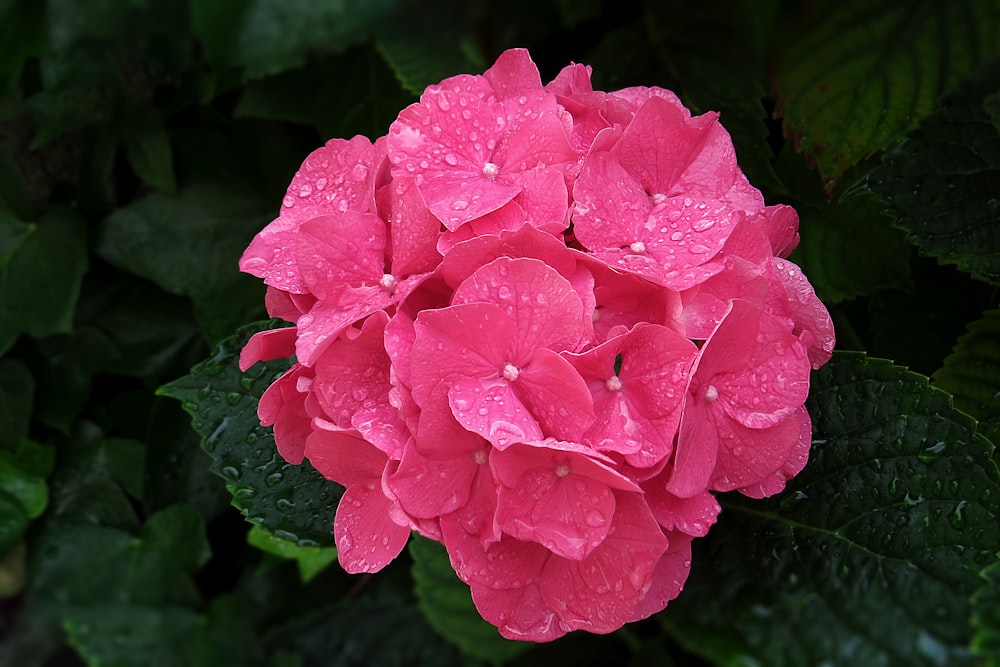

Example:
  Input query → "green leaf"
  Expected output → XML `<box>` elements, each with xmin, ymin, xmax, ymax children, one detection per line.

<box><xmin>195</xmin><ymin>0</ymin><xmax>399</xmax><ymax>80</ymax></box>
<box><xmin>120</xmin><ymin>109</ymin><xmax>177</xmax><ymax>193</ymax></box>
<box><xmin>973</xmin><ymin>558</ymin><xmax>1000</xmax><ymax>665</ymax></box>
<box><xmin>63</xmin><ymin>604</ymin><xmax>202</xmax><ymax>667</ymax></box>
<box><xmin>47</xmin><ymin>430</ymin><xmax>145</xmax><ymax>529</ymax></box>
<box><xmin>775</xmin><ymin>0</ymin><xmax>1000</xmax><ymax>189</ymax></box>
<box><xmin>410</xmin><ymin>535</ymin><xmax>530</xmax><ymax>664</ymax></box>
<box><xmin>25</xmin><ymin>52</ymin><xmax>120</xmax><ymax>146</ymax></box>
<box><xmin>934</xmin><ymin>310</ymin><xmax>1000</xmax><ymax>444</ymax></box>
<box><xmin>246</xmin><ymin>524</ymin><xmax>337</xmax><ymax>583</ymax></box>
<box><xmin>235</xmin><ymin>50</ymin><xmax>414</xmax><ymax>140</ymax></box>
<box><xmin>791</xmin><ymin>193</ymin><xmax>912</xmax><ymax>303</ymax></box>
<box><xmin>0</xmin><ymin>208</ymin><xmax>89</xmax><ymax>354</ymax></box>
<box><xmin>140</xmin><ymin>504</ymin><xmax>211</xmax><ymax>573</ymax></box>
<box><xmin>868</xmin><ymin>65</ymin><xmax>1000</xmax><ymax>285</ymax></box>
<box><xmin>665</xmin><ymin>353</ymin><xmax>1000</xmax><ymax>666</ymax></box>
<box><xmin>0</xmin><ymin>458</ymin><xmax>47</xmax><ymax>519</ymax></box>
<box><xmin>375</xmin><ymin>0</ymin><xmax>483</xmax><ymax>96</ymax></box>
<box><xmin>0</xmin><ymin>358</ymin><xmax>33</xmax><ymax>450</ymax></box>
<box><xmin>31</xmin><ymin>519</ymin><xmax>200</xmax><ymax>606</ymax></box>
<box><xmin>97</xmin><ymin>184</ymin><xmax>268</xmax><ymax>342</ymax></box>
<box><xmin>270</xmin><ymin>596</ymin><xmax>462</xmax><ymax>667</ymax></box>
<box><xmin>159</xmin><ymin>321</ymin><xmax>342</xmax><ymax>547</ymax></box>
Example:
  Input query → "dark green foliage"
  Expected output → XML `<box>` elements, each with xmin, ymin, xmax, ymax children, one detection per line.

<box><xmin>160</xmin><ymin>322</ymin><xmax>342</xmax><ymax>547</ymax></box>
<box><xmin>869</xmin><ymin>65</ymin><xmax>1000</xmax><ymax>285</ymax></box>
<box><xmin>666</xmin><ymin>354</ymin><xmax>1000</xmax><ymax>666</ymax></box>
<box><xmin>1</xmin><ymin>1</ymin><xmax>999</xmax><ymax>665</ymax></box>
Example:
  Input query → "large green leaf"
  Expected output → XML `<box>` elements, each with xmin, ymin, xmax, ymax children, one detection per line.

<box><xmin>375</xmin><ymin>0</ymin><xmax>483</xmax><ymax>96</ymax></box>
<box><xmin>0</xmin><ymin>208</ymin><xmax>88</xmax><ymax>354</ymax></box>
<box><xmin>97</xmin><ymin>183</ymin><xmax>268</xmax><ymax>343</ymax></box>
<box><xmin>235</xmin><ymin>50</ymin><xmax>414</xmax><ymax>140</ymax></box>
<box><xmin>868</xmin><ymin>66</ymin><xmax>1000</xmax><ymax>285</ymax></box>
<box><xmin>190</xmin><ymin>0</ymin><xmax>399</xmax><ymax>80</ymax></box>
<box><xmin>159</xmin><ymin>321</ymin><xmax>341</xmax><ymax>547</ymax></box>
<box><xmin>934</xmin><ymin>310</ymin><xmax>1000</xmax><ymax>444</ymax></box>
<box><xmin>792</xmin><ymin>193</ymin><xmax>912</xmax><ymax>303</ymax></box>
<box><xmin>665</xmin><ymin>354</ymin><xmax>1000</xmax><ymax>666</ymax></box>
<box><xmin>775</xmin><ymin>0</ymin><xmax>1000</xmax><ymax>189</ymax></box>
<box><xmin>269</xmin><ymin>596</ymin><xmax>462</xmax><ymax>667</ymax></box>
<box><xmin>410</xmin><ymin>535</ymin><xmax>531</xmax><ymax>664</ymax></box>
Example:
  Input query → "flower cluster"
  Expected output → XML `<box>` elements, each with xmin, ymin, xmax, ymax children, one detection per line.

<box><xmin>238</xmin><ymin>49</ymin><xmax>834</xmax><ymax>641</ymax></box>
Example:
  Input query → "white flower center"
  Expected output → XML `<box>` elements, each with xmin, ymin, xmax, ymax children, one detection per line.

<box><xmin>379</xmin><ymin>273</ymin><xmax>398</xmax><ymax>292</ymax></box>
<box><xmin>502</xmin><ymin>363</ymin><xmax>520</xmax><ymax>382</ymax></box>
<box><xmin>605</xmin><ymin>375</ymin><xmax>623</xmax><ymax>392</ymax></box>
<box><xmin>630</xmin><ymin>241</ymin><xmax>646</xmax><ymax>254</ymax></box>
<box><xmin>554</xmin><ymin>463</ymin><xmax>570</xmax><ymax>477</ymax></box>
<box><xmin>483</xmin><ymin>162</ymin><xmax>500</xmax><ymax>180</ymax></box>
<box><xmin>703</xmin><ymin>384</ymin><xmax>719</xmax><ymax>402</ymax></box>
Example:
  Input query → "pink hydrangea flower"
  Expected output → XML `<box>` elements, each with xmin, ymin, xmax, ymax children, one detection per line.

<box><xmin>238</xmin><ymin>48</ymin><xmax>834</xmax><ymax>642</ymax></box>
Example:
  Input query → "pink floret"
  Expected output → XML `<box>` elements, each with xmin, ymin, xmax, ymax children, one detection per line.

<box><xmin>237</xmin><ymin>47</ymin><xmax>835</xmax><ymax>642</ymax></box>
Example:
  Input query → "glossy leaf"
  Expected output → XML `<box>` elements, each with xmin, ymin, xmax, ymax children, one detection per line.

<box><xmin>0</xmin><ymin>208</ymin><xmax>88</xmax><ymax>354</ymax></box>
<box><xmin>375</xmin><ymin>0</ymin><xmax>483</xmax><ymax>95</ymax></box>
<box><xmin>97</xmin><ymin>184</ymin><xmax>268</xmax><ymax>343</ymax></box>
<box><xmin>159</xmin><ymin>321</ymin><xmax>342</xmax><ymax>547</ymax></box>
<box><xmin>868</xmin><ymin>65</ymin><xmax>1000</xmax><ymax>285</ymax></box>
<box><xmin>934</xmin><ymin>310</ymin><xmax>1000</xmax><ymax>444</ymax></box>
<box><xmin>775</xmin><ymin>0</ymin><xmax>1000</xmax><ymax>189</ymax></box>
<box><xmin>792</xmin><ymin>193</ymin><xmax>912</xmax><ymax>303</ymax></box>
<box><xmin>271</xmin><ymin>596</ymin><xmax>462</xmax><ymax>667</ymax></box>
<box><xmin>665</xmin><ymin>354</ymin><xmax>1000</xmax><ymax>666</ymax></box>
<box><xmin>247</xmin><ymin>524</ymin><xmax>337</xmax><ymax>583</ymax></box>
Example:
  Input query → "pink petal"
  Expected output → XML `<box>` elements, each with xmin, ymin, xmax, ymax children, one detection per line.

<box><xmin>516</xmin><ymin>347</ymin><xmax>595</xmax><ymax>442</ymax></box>
<box><xmin>439</xmin><ymin>223</ymin><xmax>583</xmax><ymax>291</ymax></box>
<box><xmin>449</xmin><ymin>377</ymin><xmax>544</xmax><ymax>449</ymax></box>
<box><xmin>617</xmin><ymin>97</ymin><xmax>710</xmax><ymax>196</ymax></box>
<box><xmin>495</xmin><ymin>457</ymin><xmax>616</xmax><ymax>560</ymax></box>
<box><xmin>441</xmin><ymin>518</ymin><xmax>549</xmax><ymax>589</ymax></box>
<box><xmin>238</xmin><ymin>136</ymin><xmax>376</xmax><ymax>292</ymax></box>
<box><xmin>294</xmin><ymin>296</ymin><xmax>388</xmax><ymax>366</ymax></box>
<box><xmin>388</xmin><ymin>442</ymin><xmax>482</xmax><ymax>519</ymax></box>
<box><xmin>295</xmin><ymin>212</ymin><xmax>386</xmax><ymax>300</ymax></box>
<box><xmin>257</xmin><ymin>364</ymin><xmax>312</xmax><ymax>464</ymax></box>
<box><xmin>482</xmin><ymin>48</ymin><xmax>544</xmax><ymax>97</ymax></box>
<box><xmin>572</xmin><ymin>150</ymin><xmax>648</xmax><ymax>255</ymax></box>
<box><xmin>239</xmin><ymin>217</ymin><xmax>308</xmax><ymax>293</ymax></box>
<box><xmin>409</xmin><ymin>302</ymin><xmax>514</xmax><ymax>406</ymax></box>
<box><xmin>452</xmin><ymin>257</ymin><xmax>585</xmax><ymax>360</ymax></box>
<box><xmin>760</xmin><ymin>204</ymin><xmax>800</xmax><ymax>258</ymax></box>
<box><xmin>643</xmin><ymin>475</ymin><xmax>720</xmax><ymax>537</ymax></box>
<box><xmin>667</xmin><ymin>398</ymin><xmax>720</xmax><ymax>498</ymax></box>
<box><xmin>711</xmin><ymin>405</ymin><xmax>812</xmax><ymax>495</ymax></box>
<box><xmin>471</xmin><ymin>582</ymin><xmax>567</xmax><ymax>642</ymax></box>
<box><xmin>772</xmin><ymin>258</ymin><xmax>835</xmax><ymax>369</ymax></box>
<box><xmin>239</xmin><ymin>327</ymin><xmax>297</xmax><ymax>371</ymax></box>
<box><xmin>264</xmin><ymin>286</ymin><xmax>308</xmax><ymax>322</ymax></box>
<box><xmin>304</xmin><ymin>428</ymin><xmax>385</xmax><ymax>486</ymax></box>
<box><xmin>376</xmin><ymin>176</ymin><xmax>442</xmax><ymax>277</ymax></box>
<box><xmin>700</xmin><ymin>300</ymin><xmax>811</xmax><ymax>429</ymax></box>
<box><xmin>538</xmin><ymin>492</ymin><xmax>667</xmax><ymax>634</ymax></box>
<box><xmin>630</xmin><ymin>530</ymin><xmax>693</xmax><ymax>622</ymax></box>
<box><xmin>334</xmin><ymin>478</ymin><xmax>410</xmax><ymax>573</ymax></box>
